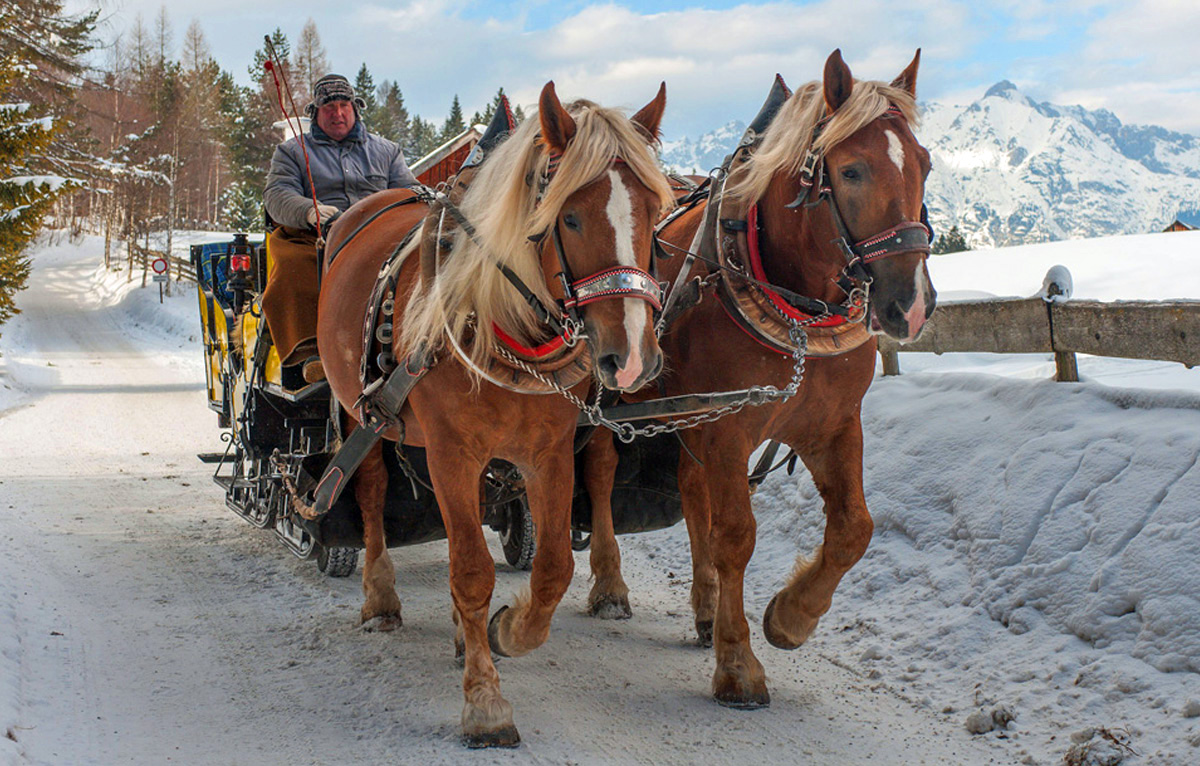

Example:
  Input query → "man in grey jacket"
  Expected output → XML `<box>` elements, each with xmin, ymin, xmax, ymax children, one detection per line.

<box><xmin>261</xmin><ymin>73</ymin><xmax>419</xmax><ymax>382</ymax></box>
<box><xmin>264</xmin><ymin>73</ymin><xmax>418</xmax><ymax>229</ymax></box>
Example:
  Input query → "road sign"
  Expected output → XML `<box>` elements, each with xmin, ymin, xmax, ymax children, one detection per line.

<box><xmin>151</xmin><ymin>257</ymin><xmax>169</xmax><ymax>275</ymax></box>
<box><xmin>153</xmin><ymin>274</ymin><xmax>169</xmax><ymax>283</ymax></box>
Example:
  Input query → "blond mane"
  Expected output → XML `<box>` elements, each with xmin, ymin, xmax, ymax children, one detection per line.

<box><xmin>400</xmin><ymin>99</ymin><xmax>676</xmax><ymax>367</ymax></box>
<box><xmin>726</xmin><ymin>78</ymin><xmax>920</xmax><ymax>204</ymax></box>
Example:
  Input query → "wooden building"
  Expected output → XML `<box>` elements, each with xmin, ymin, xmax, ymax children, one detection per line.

<box><xmin>411</xmin><ymin>126</ymin><xmax>485</xmax><ymax>187</ymax></box>
<box><xmin>1163</xmin><ymin>219</ymin><xmax>1195</xmax><ymax>233</ymax></box>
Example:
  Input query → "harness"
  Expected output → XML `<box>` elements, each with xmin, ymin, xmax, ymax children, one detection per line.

<box><xmin>673</xmin><ymin>104</ymin><xmax>932</xmax><ymax>357</ymax></box>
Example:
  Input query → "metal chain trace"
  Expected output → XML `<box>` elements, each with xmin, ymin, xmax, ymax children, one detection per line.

<box><xmin>497</xmin><ymin>320</ymin><xmax>808</xmax><ymax>443</ymax></box>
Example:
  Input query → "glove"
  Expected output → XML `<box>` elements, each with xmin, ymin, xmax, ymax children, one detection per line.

<box><xmin>306</xmin><ymin>204</ymin><xmax>339</xmax><ymax>228</ymax></box>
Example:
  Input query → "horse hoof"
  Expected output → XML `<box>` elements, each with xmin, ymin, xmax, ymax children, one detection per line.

<box><xmin>361</xmin><ymin>612</ymin><xmax>403</xmax><ymax>632</ymax></box>
<box><xmin>462</xmin><ymin>725</ymin><xmax>521</xmax><ymax>749</ymax></box>
<box><xmin>589</xmin><ymin>594</ymin><xmax>632</xmax><ymax>620</ymax></box>
<box><xmin>762</xmin><ymin>594</ymin><xmax>812</xmax><ymax>650</ymax></box>
<box><xmin>714</xmin><ymin>690</ymin><xmax>771</xmax><ymax>710</ymax></box>
<box><xmin>713</xmin><ymin>666</ymin><xmax>770</xmax><ymax>709</ymax></box>
<box><xmin>695</xmin><ymin>619</ymin><xmax>714</xmax><ymax>648</ymax></box>
<box><xmin>487</xmin><ymin>605</ymin><xmax>511</xmax><ymax>657</ymax></box>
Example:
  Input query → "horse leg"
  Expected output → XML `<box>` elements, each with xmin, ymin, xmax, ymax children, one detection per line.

<box><xmin>489</xmin><ymin>448</ymin><xmax>575</xmax><ymax>656</ymax></box>
<box><xmin>691</xmin><ymin>444</ymin><xmax>769</xmax><ymax>708</ymax></box>
<box><xmin>452</xmin><ymin>606</ymin><xmax>465</xmax><ymax>665</ymax></box>
<box><xmin>762</xmin><ymin>420</ymin><xmax>873</xmax><ymax>650</ymax></box>
<box><xmin>355</xmin><ymin>439</ymin><xmax>402</xmax><ymax>630</ymax></box>
<box><xmin>679</xmin><ymin>448</ymin><xmax>718</xmax><ymax>646</ymax></box>
<box><xmin>582</xmin><ymin>430</ymin><xmax>631</xmax><ymax>619</ymax></box>
<box><xmin>427</xmin><ymin>448</ymin><xmax>518</xmax><ymax>748</ymax></box>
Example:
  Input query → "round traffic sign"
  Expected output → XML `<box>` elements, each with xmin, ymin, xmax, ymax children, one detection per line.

<box><xmin>151</xmin><ymin>257</ymin><xmax>169</xmax><ymax>275</ymax></box>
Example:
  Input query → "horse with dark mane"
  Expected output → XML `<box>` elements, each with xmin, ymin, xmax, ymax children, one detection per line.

<box><xmin>316</xmin><ymin>82</ymin><xmax>675</xmax><ymax>746</ymax></box>
<box><xmin>582</xmin><ymin>50</ymin><xmax>936</xmax><ymax>708</ymax></box>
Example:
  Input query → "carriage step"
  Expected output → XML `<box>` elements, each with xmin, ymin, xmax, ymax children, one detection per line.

<box><xmin>197</xmin><ymin>452</ymin><xmax>226</xmax><ymax>463</ymax></box>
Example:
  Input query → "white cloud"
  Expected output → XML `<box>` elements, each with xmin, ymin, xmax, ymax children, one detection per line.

<box><xmin>76</xmin><ymin>0</ymin><xmax>1200</xmax><ymax>138</ymax></box>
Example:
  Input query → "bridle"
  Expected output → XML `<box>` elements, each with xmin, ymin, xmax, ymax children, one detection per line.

<box><xmin>784</xmin><ymin>105</ymin><xmax>933</xmax><ymax>312</ymax></box>
<box><xmin>524</xmin><ymin>153</ymin><xmax>664</xmax><ymax>344</ymax></box>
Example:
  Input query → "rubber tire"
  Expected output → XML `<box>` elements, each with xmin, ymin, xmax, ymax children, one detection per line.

<box><xmin>499</xmin><ymin>497</ymin><xmax>536</xmax><ymax>571</ymax></box>
<box><xmin>317</xmin><ymin>545</ymin><xmax>358</xmax><ymax>577</ymax></box>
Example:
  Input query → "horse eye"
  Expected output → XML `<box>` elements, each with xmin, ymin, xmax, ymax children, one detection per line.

<box><xmin>840</xmin><ymin>167</ymin><xmax>860</xmax><ymax>181</ymax></box>
<box><xmin>563</xmin><ymin>213</ymin><xmax>581</xmax><ymax>231</ymax></box>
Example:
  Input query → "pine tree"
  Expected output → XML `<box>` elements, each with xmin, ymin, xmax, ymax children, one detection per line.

<box><xmin>0</xmin><ymin>59</ymin><xmax>72</xmax><ymax>328</ymax></box>
<box><xmin>932</xmin><ymin>224</ymin><xmax>968</xmax><ymax>254</ymax></box>
<box><xmin>250</xmin><ymin>27</ymin><xmax>290</xmax><ymax>84</ymax></box>
<box><xmin>355</xmin><ymin>63</ymin><xmax>377</xmax><ymax>128</ymax></box>
<box><xmin>375</xmin><ymin>81</ymin><xmax>410</xmax><ymax>150</ymax></box>
<box><xmin>408</xmin><ymin>116</ymin><xmax>438</xmax><ymax>160</ymax></box>
<box><xmin>440</xmin><ymin>95</ymin><xmax>465</xmax><ymax>143</ymax></box>
<box><xmin>291</xmin><ymin>18</ymin><xmax>328</xmax><ymax>105</ymax></box>
<box><xmin>0</xmin><ymin>0</ymin><xmax>94</xmax><ymax>331</ymax></box>
<box><xmin>215</xmin><ymin>71</ymin><xmax>275</xmax><ymax>229</ymax></box>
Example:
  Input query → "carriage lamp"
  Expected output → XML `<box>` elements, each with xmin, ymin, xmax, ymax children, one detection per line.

<box><xmin>227</xmin><ymin>233</ymin><xmax>255</xmax><ymax>315</ymax></box>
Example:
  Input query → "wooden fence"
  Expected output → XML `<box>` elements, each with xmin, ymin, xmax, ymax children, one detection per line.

<box><xmin>877</xmin><ymin>269</ymin><xmax>1200</xmax><ymax>382</ymax></box>
<box><xmin>126</xmin><ymin>242</ymin><xmax>197</xmax><ymax>287</ymax></box>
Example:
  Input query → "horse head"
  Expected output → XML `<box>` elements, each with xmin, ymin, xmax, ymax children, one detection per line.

<box><xmin>742</xmin><ymin>49</ymin><xmax>937</xmax><ymax>344</ymax></box>
<box><xmin>535</xmin><ymin>81</ymin><xmax>673</xmax><ymax>391</ymax></box>
<box><xmin>820</xmin><ymin>50</ymin><xmax>936</xmax><ymax>341</ymax></box>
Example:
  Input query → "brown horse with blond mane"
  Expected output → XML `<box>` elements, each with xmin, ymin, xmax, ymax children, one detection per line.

<box><xmin>581</xmin><ymin>49</ymin><xmax>936</xmax><ymax>708</ymax></box>
<box><xmin>316</xmin><ymin>82</ymin><xmax>675</xmax><ymax>746</ymax></box>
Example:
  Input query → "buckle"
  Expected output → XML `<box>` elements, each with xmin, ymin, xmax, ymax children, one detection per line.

<box><xmin>798</xmin><ymin>151</ymin><xmax>820</xmax><ymax>185</ymax></box>
<box><xmin>846</xmin><ymin>287</ymin><xmax>869</xmax><ymax>323</ymax></box>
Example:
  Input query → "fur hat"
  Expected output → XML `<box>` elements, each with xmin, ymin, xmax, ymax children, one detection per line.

<box><xmin>305</xmin><ymin>74</ymin><xmax>367</xmax><ymax>118</ymax></box>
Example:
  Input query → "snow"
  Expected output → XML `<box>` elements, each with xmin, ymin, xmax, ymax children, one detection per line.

<box><xmin>2</xmin><ymin>229</ymin><xmax>1199</xmax><ymax>764</ymax></box>
<box><xmin>1</xmin><ymin>176</ymin><xmax>74</xmax><ymax>192</ymax></box>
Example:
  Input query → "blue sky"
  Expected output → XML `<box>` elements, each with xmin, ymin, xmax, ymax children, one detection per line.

<box><xmin>81</xmin><ymin>0</ymin><xmax>1200</xmax><ymax>139</ymax></box>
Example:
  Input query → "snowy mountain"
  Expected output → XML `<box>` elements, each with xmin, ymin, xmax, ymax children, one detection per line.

<box><xmin>659</xmin><ymin>119</ymin><xmax>745</xmax><ymax>177</ymax></box>
<box><xmin>661</xmin><ymin>82</ymin><xmax>1200</xmax><ymax>247</ymax></box>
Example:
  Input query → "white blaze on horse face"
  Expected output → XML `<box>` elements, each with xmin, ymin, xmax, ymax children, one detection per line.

<box><xmin>885</xmin><ymin>129</ymin><xmax>905</xmax><ymax>174</ymax></box>
<box><xmin>605</xmin><ymin>169</ymin><xmax>645</xmax><ymax>388</ymax></box>
<box><xmin>903</xmin><ymin>263</ymin><xmax>930</xmax><ymax>341</ymax></box>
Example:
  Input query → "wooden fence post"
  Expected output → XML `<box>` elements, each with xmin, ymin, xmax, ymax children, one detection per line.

<box><xmin>1054</xmin><ymin>351</ymin><xmax>1079</xmax><ymax>382</ymax></box>
<box><xmin>880</xmin><ymin>345</ymin><xmax>901</xmax><ymax>376</ymax></box>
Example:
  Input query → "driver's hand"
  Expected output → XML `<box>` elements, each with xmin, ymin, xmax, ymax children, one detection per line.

<box><xmin>306</xmin><ymin>204</ymin><xmax>339</xmax><ymax>228</ymax></box>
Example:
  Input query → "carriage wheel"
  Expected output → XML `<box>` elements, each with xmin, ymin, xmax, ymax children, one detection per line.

<box><xmin>316</xmin><ymin>545</ymin><xmax>358</xmax><ymax>577</ymax></box>
<box><xmin>498</xmin><ymin>496</ymin><xmax>536</xmax><ymax>570</ymax></box>
<box><xmin>571</xmin><ymin>530</ymin><xmax>591</xmax><ymax>551</ymax></box>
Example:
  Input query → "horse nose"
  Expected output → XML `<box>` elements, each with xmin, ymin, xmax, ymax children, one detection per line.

<box><xmin>885</xmin><ymin>291</ymin><xmax>929</xmax><ymax>341</ymax></box>
<box><xmin>884</xmin><ymin>299</ymin><xmax>907</xmax><ymax>329</ymax></box>
<box><xmin>598</xmin><ymin>352</ymin><xmax>625</xmax><ymax>383</ymax></box>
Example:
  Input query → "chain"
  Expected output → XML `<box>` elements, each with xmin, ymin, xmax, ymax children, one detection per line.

<box><xmin>496</xmin><ymin>320</ymin><xmax>808</xmax><ymax>443</ymax></box>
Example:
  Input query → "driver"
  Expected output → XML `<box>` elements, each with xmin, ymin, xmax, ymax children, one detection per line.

<box><xmin>262</xmin><ymin>73</ymin><xmax>418</xmax><ymax>383</ymax></box>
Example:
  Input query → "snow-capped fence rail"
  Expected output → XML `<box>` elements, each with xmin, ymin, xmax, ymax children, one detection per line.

<box><xmin>877</xmin><ymin>293</ymin><xmax>1200</xmax><ymax>381</ymax></box>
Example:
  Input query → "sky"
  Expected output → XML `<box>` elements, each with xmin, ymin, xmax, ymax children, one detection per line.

<box><xmin>74</xmin><ymin>0</ymin><xmax>1200</xmax><ymax>139</ymax></box>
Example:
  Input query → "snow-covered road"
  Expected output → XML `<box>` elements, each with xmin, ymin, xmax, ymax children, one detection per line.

<box><xmin>0</xmin><ymin>241</ymin><xmax>1004</xmax><ymax>764</ymax></box>
<box><xmin>4</xmin><ymin>232</ymin><xmax>1199</xmax><ymax>765</ymax></box>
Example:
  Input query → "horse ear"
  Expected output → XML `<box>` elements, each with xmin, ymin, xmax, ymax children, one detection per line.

<box><xmin>539</xmin><ymin>81</ymin><xmax>576</xmax><ymax>153</ymax></box>
<box><xmin>891</xmin><ymin>49</ymin><xmax>920</xmax><ymax>97</ymax></box>
<box><xmin>631</xmin><ymin>82</ymin><xmax>667</xmax><ymax>142</ymax></box>
<box><xmin>823</xmin><ymin>48</ymin><xmax>854</xmax><ymax>113</ymax></box>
